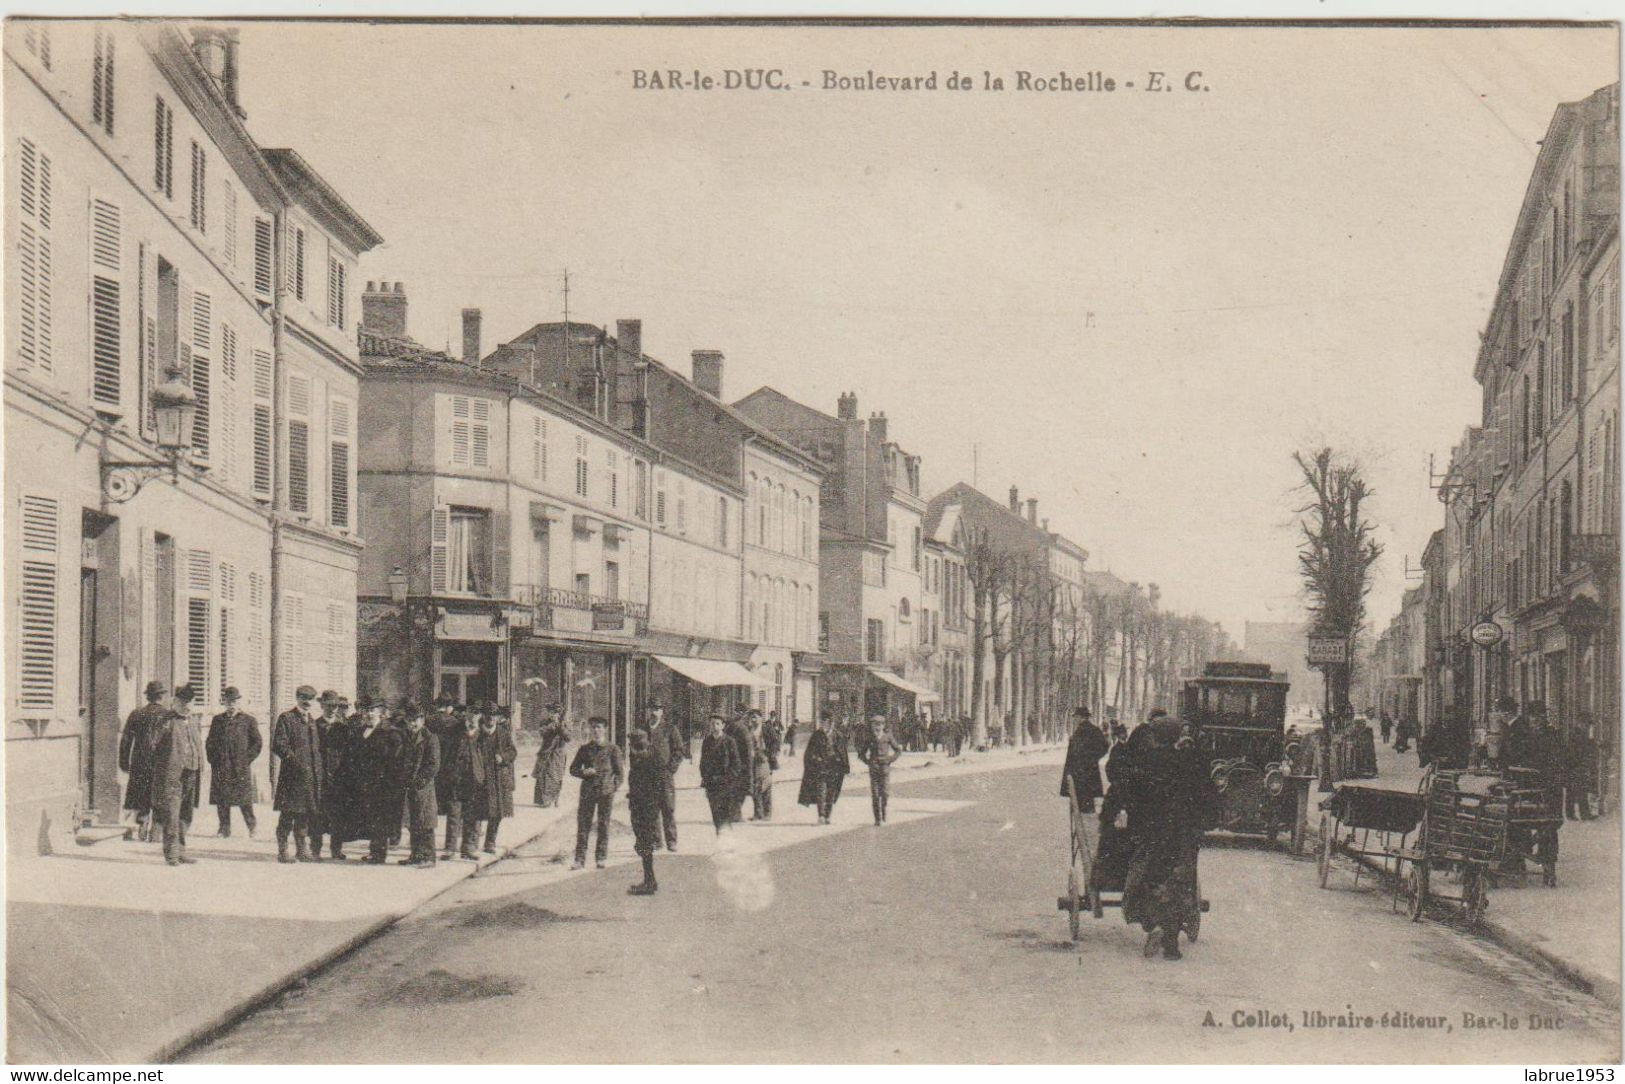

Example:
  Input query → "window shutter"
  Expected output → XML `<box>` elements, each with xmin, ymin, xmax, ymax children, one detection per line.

<box><xmin>532</xmin><ymin>417</ymin><xmax>547</xmax><ymax>479</ymax></box>
<box><xmin>430</xmin><ymin>505</ymin><xmax>450</xmax><ymax>593</ymax></box>
<box><xmin>253</xmin><ymin>217</ymin><xmax>272</xmax><ymax>297</ymax></box>
<box><xmin>16</xmin><ymin>138</ymin><xmax>53</xmax><ymax>376</ymax></box>
<box><xmin>251</xmin><ymin>348</ymin><xmax>273</xmax><ymax>498</ymax></box>
<box><xmin>327</xmin><ymin>251</ymin><xmax>346</xmax><ymax>329</ymax></box>
<box><xmin>222</xmin><ymin>182</ymin><xmax>236</xmax><ymax>270</ymax></box>
<box><xmin>329</xmin><ymin>397</ymin><xmax>352</xmax><ymax>530</ymax></box>
<box><xmin>219</xmin><ymin>324</ymin><xmax>239</xmax><ymax>487</ymax></box>
<box><xmin>450</xmin><ymin>395</ymin><xmax>470</xmax><ymax>465</ymax></box>
<box><xmin>140</xmin><ymin>532</ymin><xmax>156</xmax><ymax>679</ymax></box>
<box><xmin>87</xmin><ymin>197</ymin><xmax>124</xmax><ymax>412</ymax></box>
<box><xmin>471</xmin><ymin>397</ymin><xmax>490</xmax><ymax>467</ymax></box>
<box><xmin>246</xmin><ymin>570</ymin><xmax>266</xmax><ymax>708</ymax></box>
<box><xmin>287</xmin><ymin>374</ymin><xmax>311</xmax><ymax>514</ymax></box>
<box><xmin>280</xmin><ymin>592</ymin><xmax>304</xmax><ymax>693</ymax></box>
<box><xmin>17</xmin><ymin>494</ymin><xmax>59</xmax><ymax>711</ymax></box>
<box><xmin>190</xmin><ymin>290</ymin><xmax>212</xmax><ymax>460</ymax></box>
<box><xmin>189</xmin><ymin>141</ymin><xmax>206</xmax><ymax>233</ymax></box>
<box><xmin>153</xmin><ymin>97</ymin><xmax>172</xmax><ymax>199</ymax></box>
<box><xmin>217</xmin><ymin>561</ymin><xmax>237</xmax><ymax>698</ymax></box>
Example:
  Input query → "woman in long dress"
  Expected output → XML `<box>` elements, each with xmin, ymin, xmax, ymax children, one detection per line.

<box><xmin>532</xmin><ymin>707</ymin><xmax>570</xmax><ymax>807</ymax></box>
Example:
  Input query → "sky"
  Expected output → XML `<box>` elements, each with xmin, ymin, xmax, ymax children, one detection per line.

<box><xmin>232</xmin><ymin>20</ymin><xmax>1617</xmax><ymax>642</ymax></box>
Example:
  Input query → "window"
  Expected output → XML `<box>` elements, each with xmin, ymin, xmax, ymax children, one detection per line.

<box><xmin>15</xmin><ymin>137</ymin><xmax>53</xmax><ymax>376</ymax></box>
<box><xmin>153</xmin><ymin>98</ymin><xmax>173</xmax><ymax>199</ymax></box>
<box><xmin>251</xmin><ymin>349</ymin><xmax>273</xmax><ymax>498</ymax></box>
<box><xmin>16</xmin><ymin>494</ymin><xmax>58</xmax><ymax>711</ymax></box>
<box><xmin>252</xmin><ymin>217</ymin><xmax>273</xmax><ymax>296</ymax></box>
<box><xmin>574</xmin><ymin>435</ymin><xmax>589</xmax><ymax>497</ymax></box>
<box><xmin>190</xmin><ymin>291</ymin><xmax>212</xmax><ymax>460</ymax></box>
<box><xmin>604</xmin><ymin>561</ymin><xmax>620</xmax><ymax>601</ymax></box>
<box><xmin>530</xmin><ymin>523</ymin><xmax>550</xmax><ymax>591</ymax></box>
<box><xmin>718</xmin><ymin>496</ymin><xmax>729</xmax><ymax>547</ymax></box>
<box><xmin>287</xmin><ymin>374</ymin><xmax>311</xmax><ymax>514</ymax></box>
<box><xmin>575</xmin><ymin>572</ymin><xmax>591</xmax><ymax>596</ymax></box>
<box><xmin>290</xmin><ymin>226</ymin><xmax>305</xmax><ymax>302</ymax></box>
<box><xmin>1561</xmin><ymin>303</ymin><xmax>1575</xmax><ymax>406</ymax></box>
<box><xmin>92</xmin><ymin>28</ymin><xmax>115</xmax><ymax>136</ymax></box>
<box><xmin>866</xmin><ymin>619</ymin><xmax>884</xmax><ymax>663</ymax></box>
<box><xmin>330</xmin><ymin>398</ymin><xmax>352</xmax><ymax>530</ymax></box>
<box><xmin>327</xmin><ymin>254</ymin><xmax>346</xmax><ymax>329</ymax></box>
<box><xmin>635</xmin><ymin>460</ymin><xmax>648</xmax><ymax>519</ymax></box>
<box><xmin>223</xmin><ymin>184</ymin><xmax>236</xmax><ymax>269</ymax></box>
<box><xmin>656</xmin><ymin>479</ymin><xmax>667</xmax><ymax>526</ymax></box>
<box><xmin>532</xmin><ymin>417</ymin><xmax>547</xmax><ymax>480</ymax></box>
<box><xmin>677</xmin><ymin>481</ymin><xmax>687</xmax><ymax>532</ymax></box>
<box><xmin>89</xmin><ymin>198</ymin><xmax>122</xmax><ymax>413</ymax></box>
<box><xmin>185</xmin><ymin>549</ymin><xmax>213</xmax><ymax>706</ymax></box>
<box><xmin>912</xmin><ymin>526</ymin><xmax>922</xmax><ymax>572</ymax></box>
<box><xmin>450</xmin><ymin>395</ymin><xmax>492</xmax><ymax>468</ymax></box>
<box><xmin>431</xmin><ymin>506</ymin><xmax>491</xmax><ymax>595</ymax></box>
<box><xmin>189</xmin><ymin>141</ymin><xmax>206</xmax><ymax>233</ymax></box>
<box><xmin>22</xmin><ymin>23</ymin><xmax>51</xmax><ymax>70</ymax></box>
<box><xmin>607</xmin><ymin>450</ymin><xmax>619</xmax><ymax>509</ymax></box>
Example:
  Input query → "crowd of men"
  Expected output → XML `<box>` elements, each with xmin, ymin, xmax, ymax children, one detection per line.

<box><xmin>117</xmin><ymin>682</ymin><xmax>518</xmax><ymax>868</ymax></box>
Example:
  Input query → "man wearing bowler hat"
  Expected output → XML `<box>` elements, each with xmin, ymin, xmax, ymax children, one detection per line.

<box><xmin>272</xmin><ymin>684</ymin><xmax>324</xmax><ymax>862</ymax></box>
<box><xmin>151</xmin><ymin>685</ymin><xmax>205</xmax><ymax>865</ymax></box>
<box><xmin>119</xmin><ymin>680</ymin><xmax>169</xmax><ymax>841</ymax></box>
<box><xmin>207</xmin><ymin>686</ymin><xmax>262</xmax><ymax>837</ymax></box>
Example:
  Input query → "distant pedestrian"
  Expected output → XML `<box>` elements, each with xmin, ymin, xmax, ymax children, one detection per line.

<box><xmin>784</xmin><ymin>720</ymin><xmax>797</xmax><ymax>758</ymax></box>
<box><xmin>397</xmin><ymin>704</ymin><xmax>440</xmax><ymax>868</ymax></box>
<box><xmin>271</xmin><ymin>684</ymin><xmax>324</xmax><ymax>863</ymax></box>
<box><xmin>626</xmin><ymin>731</ymin><xmax>662</xmax><ymax>895</ymax></box>
<box><xmin>700</xmin><ymin>715</ymin><xmax>740</xmax><ymax>833</ymax></box>
<box><xmin>763</xmin><ymin>711</ymin><xmax>784</xmax><ymax>764</ymax></box>
<box><xmin>481</xmin><ymin>706</ymin><xmax>517</xmax><ymax>853</ymax></box>
<box><xmin>120</xmin><ymin>681</ymin><xmax>169</xmax><ymax>842</ymax></box>
<box><xmin>1567</xmin><ymin>717</ymin><xmax>1598</xmax><ymax>821</ymax></box>
<box><xmin>206</xmin><ymin>686</ymin><xmax>262</xmax><ymax>838</ymax></box>
<box><xmin>726</xmin><ymin>710</ymin><xmax>757</xmax><ymax>823</ymax></box>
<box><xmin>750</xmin><ymin>712</ymin><xmax>779</xmax><ymax>820</ymax></box>
<box><xmin>531</xmin><ymin>704</ymin><xmax>570</xmax><ymax>808</ymax></box>
<box><xmin>1379</xmin><ymin>712</ymin><xmax>1393</xmax><ymax>746</ymax></box>
<box><xmin>570</xmin><ymin>718</ymin><xmax>623</xmax><ymax>869</ymax></box>
<box><xmin>151</xmin><ymin>685</ymin><xmax>205</xmax><ymax>866</ymax></box>
<box><xmin>858</xmin><ymin>714</ymin><xmax>902</xmax><ymax>825</ymax></box>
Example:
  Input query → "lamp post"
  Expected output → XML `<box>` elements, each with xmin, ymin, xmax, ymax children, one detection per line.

<box><xmin>100</xmin><ymin>365</ymin><xmax>198</xmax><ymax>503</ymax></box>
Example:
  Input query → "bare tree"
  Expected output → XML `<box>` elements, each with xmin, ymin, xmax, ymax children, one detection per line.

<box><xmin>1294</xmin><ymin>447</ymin><xmax>1384</xmax><ymax>716</ymax></box>
<box><xmin>964</xmin><ymin>527</ymin><xmax>1010</xmax><ymax>748</ymax></box>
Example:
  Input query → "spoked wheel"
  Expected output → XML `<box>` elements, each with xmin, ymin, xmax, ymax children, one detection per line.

<box><xmin>1408</xmin><ymin>855</ymin><xmax>1430</xmax><ymax>922</ymax></box>
<box><xmin>1463</xmin><ymin>865</ymin><xmax>1488</xmax><ymax>927</ymax></box>
<box><xmin>1317</xmin><ymin>813</ymin><xmax>1334</xmax><ymax>888</ymax></box>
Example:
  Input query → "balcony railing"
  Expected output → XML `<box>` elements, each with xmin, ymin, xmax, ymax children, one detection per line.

<box><xmin>512</xmin><ymin>583</ymin><xmax>649</xmax><ymax>622</ymax></box>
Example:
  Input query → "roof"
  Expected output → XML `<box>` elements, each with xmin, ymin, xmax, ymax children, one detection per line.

<box><xmin>262</xmin><ymin>148</ymin><xmax>385</xmax><ymax>253</ymax></box>
<box><xmin>925</xmin><ymin>501</ymin><xmax>962</xmax><ymax>547</ymax></box>
<box><xmin>734</xmin><ymin>386</ymin><xmax>843</xmax><ymax>428</ymax></box>
<box><xmin>1082</xmin><ymin>569</ymin><xmax>1136</xmax><ymax>597</ymax></box>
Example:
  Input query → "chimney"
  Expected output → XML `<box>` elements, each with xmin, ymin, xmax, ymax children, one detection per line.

<box><xmin>362</xmin><ymin>281</ymin><xmax>408</xmax><ymax>339</ymax></box>
<box><xmin>1026</xmin><ymin>498</ymin><xmax>1038</xmax><ymax>525</ymax></box>
<box><xmin>191</xmin><ymin>28</ymin><xmax>244</xmax><ymax>116</ymax></box>
<box><xmin>869</xmin><ymin>411</ymin><xmax>887</xmax><ymax>442</ymax></box>
<box><xmin>1009</xmin><ymin>486</ymin><xmax>1020</xmax><ymax>513</ymax></box>
<box><xmin>691</xmin><ymin>350</ymin><xmax>724</xmax><ymax>399</ymax></box>
<box><xmin>461</xmin><ymin>308</ymin><xmax>482</xmax><ymax>365</ymax></box>
<box><xmin>616</xmin><ymin>319</ymin><xmax>643</xmax><ymax>367</ymax></box>
<box><xmin>837</xmin><ymin>391</ymin><xmax>858</xmax><ymax>420</ymax></box>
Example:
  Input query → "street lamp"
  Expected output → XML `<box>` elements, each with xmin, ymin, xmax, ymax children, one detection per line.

<box><xmin>388</xmin><ymin>566</ymin><xmax>409</xmax><ymax>606</ymax></box>
<box><xmin>100</xmin><ymin>365</ymin><xmax>198</xmax><ymax>503</ymax></box>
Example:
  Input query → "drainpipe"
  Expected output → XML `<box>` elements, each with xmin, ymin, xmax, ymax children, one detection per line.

<box><xmin>268</xmin><ymin>211</ymin><xmax>287</xmax><ymax>717</ymax></box>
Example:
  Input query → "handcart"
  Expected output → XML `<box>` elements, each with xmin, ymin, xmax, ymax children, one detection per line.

<box><xmin>1316</xmin><ymin>783</ymin><xmax>1426</xmax><ymax>911</ymax></box>
<box><xmin>1057</xmin><ymin>782</ymin><xmax>1208</xmax><ymax>943</ymax></box>
<box><xmin>1401</xmin><ymin>768</ymin><xmax>1562</xmax><ymax>925</ymax></box>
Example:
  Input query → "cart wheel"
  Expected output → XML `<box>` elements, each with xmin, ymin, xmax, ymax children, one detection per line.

<box><xmin>1408</xmin><ymin>855</ymin><xmax>1429</xmax><ymax>922</ymax></box>
<box><xmin>1464</xmin><ymin>866</ymin><xmax>1488</xmax><ymax>926</ymax></box>
<box><xmin>1183</xmin><ymin>880</ymin><xmax>1201</xmax><ymax>943</ymax></box>
<box><xmin>1066</xmin><ymin>868</ymin><xmax>1082</xmax><ymax>942</ymax></box>
<box><xmin>1317</xmin><ymin>813</ymin><xmax>1333</xmax><ymax>888</ymax></box>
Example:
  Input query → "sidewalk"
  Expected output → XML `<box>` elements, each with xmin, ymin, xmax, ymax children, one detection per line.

<box><xmin>7</xmin><ymin>740</ymin><xmax>1064</xmax><ymax>1064</ymax></box>
<box><xmin>1330</xmin><ymin>739</ymin><xmax>1621</xmax><ymax>1007</ymax></box>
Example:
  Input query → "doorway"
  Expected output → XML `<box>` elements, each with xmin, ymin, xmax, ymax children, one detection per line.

<box><xmin>80</xmin><ymin>511</ymin><xmax>121</xmax><ymax>820</ymax></box>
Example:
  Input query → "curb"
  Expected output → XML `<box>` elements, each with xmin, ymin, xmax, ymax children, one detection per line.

<box><xmin>1313</xmin><ymin>823</ymin><xmax>1621</xmax><ymax>1010</ymax></box>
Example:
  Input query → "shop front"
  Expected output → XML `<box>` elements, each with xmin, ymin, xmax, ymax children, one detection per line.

<box><xmin>511</xmin><ymin>586</ymin><xmax>648</xmax><ymax>744</ymax></box>
<box><xmin>649</xmin><ymin>654</ymin><xmax>773</xmax><ymax>747</ymax></box>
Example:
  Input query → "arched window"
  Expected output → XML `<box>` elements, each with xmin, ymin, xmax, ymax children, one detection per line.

<box><xmin>759</xmin><ymin>478</ymin><xmax>770</xmax><ymax>545</ymax></box>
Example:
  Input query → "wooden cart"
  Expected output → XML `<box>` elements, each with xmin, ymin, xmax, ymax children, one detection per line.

<box><xmin>1317</xmin><ymin>783</ymin><xmax>1426</xmax><ymax>911</ymax></box>
<box><xmin>1057</xmin><ymin>785</ymin><xmax>1207</xmax><ymax>943</ymax></box>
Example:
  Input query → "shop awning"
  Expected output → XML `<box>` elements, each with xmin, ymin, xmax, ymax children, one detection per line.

<box><xmin>653</xmin><ymin>655</ymin><xmax>774</xmax><ymax>688</ymax></box>
<box><xmin>868</xmin><ymin>667</ymin><xmax>941</xmax><ymax>702</ymax></box>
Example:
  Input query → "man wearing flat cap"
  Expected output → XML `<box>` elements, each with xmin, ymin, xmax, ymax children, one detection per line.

<box><xmin>311</xmin><ymin>689</ymin><xmax>355</xmax><ymax>860</ymax></box>
<box><xmin>207</xmin><ymin>686</ymin><xmax>262</xmax><ymax>837</ymax></box>
<box><xmin>272</xmin><ymin>684</ymin><xmax>324</xmax><ymax>862</ymax></box>
<box><xmin>119</xmin><ymin>680</ymin><xmax>169</xmax><ymax>841</ymax></box>
<box><xmin>150</xmin><ymin>685</ymin><xmax>205</xmax><ymax>865</ymax></box>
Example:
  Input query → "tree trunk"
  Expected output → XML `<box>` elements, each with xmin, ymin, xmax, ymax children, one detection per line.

<box><xmin>970</xmin><ymin>586</ymin><xmax>988</xmax><ymax>748</ymax></box>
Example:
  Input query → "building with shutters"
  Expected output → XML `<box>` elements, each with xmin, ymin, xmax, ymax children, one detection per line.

<box><xmin>3</xmin><ymin>21</ymin><xmax>379</xmax><ymax>844</ymax></box>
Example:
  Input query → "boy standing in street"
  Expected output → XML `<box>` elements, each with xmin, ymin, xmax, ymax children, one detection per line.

<box><xmin>570</xmin><ymin>718</ymin><xmax>622</xmax><ymax>869</ymax></box>
<box><xmin>626</xmin><ymin>731</ymin><xmax>662</xmax><ymax>895</ymax></box>
<box><xmin>859</xmin><ymin>713</ymin><xmax>902</xmax><ymax>825</ymax></box>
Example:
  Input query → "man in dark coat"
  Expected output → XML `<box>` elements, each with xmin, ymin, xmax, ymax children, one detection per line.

<box><xmin>700</xmin><ymin>714</ymin><xmax>740</xmax><ymax>833</ymax></box>
<box><xmin>206</xmin><ymin>686</ymin><xmax>262</xmax><ymax>837</ymax></box>
<box><xmin>151</xmin><ymin>685</ymin><xmax>206</xmax><ymax>865</ymax></box>
<box><xmin>725</xmin><ymin>710</ymin><xmax>757</xmax><ymax>824</ymax></box>
<box><xmin>1567</xmin><ymin>717</ymin><xmax>1598</xmax><ymax>821</ymax></box>
<box><xmin>750</xmin><ymin>713</ymin><xmax>780</xmax><ymax>821</ymax></box>
<box><xmin>797</xmin><ymin>714</ymin><xmax>844</xmax><ymax>824</ymax></box>
<box><xmin>1061</xmin><ymin>706</ymin><xmax>1109</xmax><ymax>811</ymax></box>
<box><xmin>480</xmin><ymin>706</ymin><xmax>518</xmax><ymax>854</ymax></box>
<box><xmin>641</xmin><ymin>703</ymin><xmax>685</xmax><ymax>851</ymax></box>
<box><xmin>353</xmin><ymin>698</ymin><xmax>403</xmax><ymax>864</ymax></box>
<box><xmin>443</xmin><ymin>707</ymin><xmax>489</xmax><ymax>861</ymax></box>
<box><xmin>626</xmin><ymin>731</ymin><xmax>662</xmax><ymax>895</ymax></box>
<box><xmin>310</xmin><ymin>690</ymin><xmax>355</xmax><ymax>860</ymax></box>
<box><xmin>762</xmin><ymin>711</ymin><xmax>784</xmax><ymax>766</ymax></box>
<box><xmin>120</xmin><ymin>681</ymin><xmax>169</xmax><ymax>841</ymax></box>
<box><xmin>858</xmin><ymin>714</ymin><xmax>903</xmax><ymax>826</ymax></box>
<box><xmin>397</xmin><ymin>704</ymin><xmax>440</xmax><ymax>867</ymax></box>
<box><xmin>1120</xmin><ymin>713</ymin><xmax>1213</xmax><ymax>960</ymax></box>
<box><xmin>271</xmin><ymin>684</ymin><xmax>324</xmax><ymax>863</ymax></box>
<box><xmin>570</xmin><ymin>717</ymin><xmax>623</xmax><ymax>867</ymax></box>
